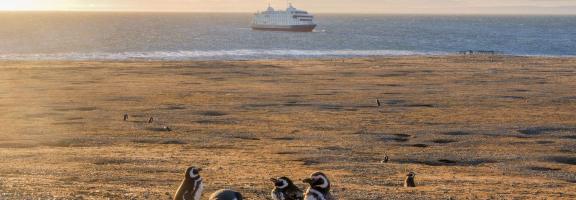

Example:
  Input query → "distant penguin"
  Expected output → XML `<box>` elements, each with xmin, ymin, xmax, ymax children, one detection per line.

<box><xmin>148</xmin><ymin>117</ymin><xmax>154</xmax><ymax>123</ymax></box>
<box><xmin>209</xmin><ymin>189</ymin><xmax>243</xmax><ymax>200</ymax></box>
<box><xmin>123</xmin><ymin>113</ymin><xmax>129</xmax><ymax>121</ymax></box>
<box><xmin>377</xmin><ymin>99</ymin><xmax>381</xmax><ymax>107</ymax></box>
<box><xmin>303</xmin><ymin>172</ymin><xmax>334</xmax><ymax>200</ymax></box>
<box><xmin>164</xmin><ymin>126</ymin><xmax>172</xmax><ymax>131</ymax></box>
<box><xmin>404</xmin><ymin>172</ymin><xmax>416</xmax><ymax>187</ymax></box>
<box><xmin>174</xmin><ymin>167</ymin><xmax>204</xmax><ymax>200</ymax></box>
<box><xmin>271</xmin><ymin>177</ymin><xmax>304</xmax><ymax>200</ymax></box>
<box><xmin>381</xmin><ymin>154</ymin><xmax>389</xmax><ymax>163</ymax></box>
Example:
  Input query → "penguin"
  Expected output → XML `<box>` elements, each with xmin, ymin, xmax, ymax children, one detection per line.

<box><xmin>208</xmin><ymin>189</ymin><xmax>243</xmax><ymax>200</ymax></box>
<box><xmin>376</xmin><ymin>99</ymin><xmax>381</xmax><ymax>107</ymax></box>
<box><xmin>404</xmin><ymin>172</ymin><xmax>416</xmax><ymax>187</ymax></box>
<box><xmin>164</xmin><ymin>126</ymin><xmax>172</xmax><ymax>131</ymax></box>
<box><xmin>174</xmin><ymin>167</ymin><xmax>204</xmax><ymax>200</ymax></box>
<box><xmin>148</xmin><ymin>117</ymin><xmax>154</xmax><ymax>123</ymax></box>
<box><xmin>123</xmin><ymin>113</ymin><xmax>129</xmax><ymax>121</ymax></box>
<box><xmin>381</xmin><ymin>154</ymin><xmax>389</xmax><ymax>163</ymax></box>
<box><xmin>303</xmin><ymin>172</ymin><xmax>334</xmax><ymax>200</ymax></box>
<box><xmin>271</xmin><ymin>177</ymin><xmax>304</xmax><ymax>200</ymax></box>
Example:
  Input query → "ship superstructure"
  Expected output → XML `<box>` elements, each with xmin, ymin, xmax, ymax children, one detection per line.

<box><xmin>251</xmin><ymin>3</ymin><xmax>316</xmax><ymax>32</ymax></box>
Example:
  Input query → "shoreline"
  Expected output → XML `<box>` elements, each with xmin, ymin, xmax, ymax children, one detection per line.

<box><xmin>1</xmin><ymin>52</ymin><xmax>576</xmax><ymax>62</ymax></box>
<box><xmin>1</xmin><ymin>55</ymin><xmax>576</xmax><ymax>69</ymax></box>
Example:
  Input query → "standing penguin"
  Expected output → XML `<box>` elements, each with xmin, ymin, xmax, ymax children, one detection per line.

<box><xmin>208</xmin><ymin>189</ymin><xmax>243</xmax><ymax>200</ymax></box>
<box><xmin>303</xmin><ymin>172</ymin><xmax>334</xmax><ymax>200</ymax></box>
<box><xmin>123</xmin><ymin>113</ymin><xmax>129</xmax><ymax>121</ymax></box>
<box><xmin>174</xmin><ymin>167</ymin><xmax>204</xmax><ymax>200</ymax></box>
<box><xmin>404</xmin><ymin>172</ymin><xmax>416</xmax><ymax>187</ymax></box>
<box><xmin>381</xmin><ymin>153</ymin><xmax>389</xmax><ymax>163</ymax></box>
<box><xmin>271</xmin><ymin>177</ymin><xmax>304</xmax><ymax>200</ymax></box>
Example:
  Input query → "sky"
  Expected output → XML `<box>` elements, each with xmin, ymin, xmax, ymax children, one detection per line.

<box><xmin>1</xmin><ymin>0</ymin><xmax>576</xmax><ymax>14</ymax></box>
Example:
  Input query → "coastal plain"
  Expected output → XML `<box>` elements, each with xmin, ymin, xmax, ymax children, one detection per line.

<box><xmin>0</xmin><ymin>56</ymin><xmax>575</xmax><ymax>199</ymax></box>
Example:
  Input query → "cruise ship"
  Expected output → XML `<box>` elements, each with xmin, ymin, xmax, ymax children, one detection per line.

<box><xmin>251</xmin><ymin>3</ymin><xmax>316</xmax><ymax>32</ymax></box>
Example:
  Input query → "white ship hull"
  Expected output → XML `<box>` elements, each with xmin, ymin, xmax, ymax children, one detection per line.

<box><xmin>251</xmin><ymin>3</ymin><xmax>316</xmax><ymax>32</ymax></box>
<box><xmin>251</xmin><ymin>24</ymin><xmax>316</xmax><ymax>32</ymax></box>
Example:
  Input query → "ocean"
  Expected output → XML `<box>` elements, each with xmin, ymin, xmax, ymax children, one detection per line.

<box><xmin>0</xmin><ymin>12</ymin><xmax>575</xmax><ymax>60</ymax></box>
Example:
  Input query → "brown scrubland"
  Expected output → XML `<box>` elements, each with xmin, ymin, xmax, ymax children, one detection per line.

<box><xmin>0</xmin><ymin>56</ymin><xmax>575</xmax><ymax>199</ymax></box>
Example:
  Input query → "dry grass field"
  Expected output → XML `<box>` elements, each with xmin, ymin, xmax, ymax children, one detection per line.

<box><xmin>0</xmin><ymin>56</ymin><xmax>575</xmax><ymax>199</ymax></box>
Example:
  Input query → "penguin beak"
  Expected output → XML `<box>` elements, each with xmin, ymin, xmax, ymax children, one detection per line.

<box><xmin>302</xmin><ymin>178</ymin><xmax>313</xmax><ymax>184</ymax></box>
<box><xmin>197</xmin><ymin>168</ymin><xmax>202</xmax><ymax>172</ymax></box>
<box><xmin>270</xmin><ymin>178</ymin><xmax>278</xmax><ymax>182</ymax></box>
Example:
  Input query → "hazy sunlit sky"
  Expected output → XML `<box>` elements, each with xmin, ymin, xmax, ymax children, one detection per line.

<box><xmin>1</xmin><ymin>0</ymin><xmax>575</xmax><ymax>14</ymax></box>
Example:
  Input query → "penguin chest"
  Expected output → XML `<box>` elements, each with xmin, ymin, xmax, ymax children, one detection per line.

<box><xmin>304</xmin><ymin>189</ymin><xmax>326</xmax><ymax>200</ymax></box>
<box><xmin>194</xmin><ymin>181</ymin><xmax>204</xmax><ymax>200</ymax></box>
<box><xmin>272</xmin><ymin>189</ymin><xmax>286</xmax><ymax>200</ymax></box>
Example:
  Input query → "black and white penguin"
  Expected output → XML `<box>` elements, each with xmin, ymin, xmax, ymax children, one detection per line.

<box><xmin>404</xmin><ymin>172</ymin><xmax>416</xmax><ymax>187</ymax></box>
<box><xmin>381</xmin><ymin>153</ymin><xmax>389</xmax><ymax>163</ymax></box>
<box><xmin>377</xmin><ymin>99</ymin><xmax>381</xmax><ymax>107</ymax></box>
<box><xmin>303</xmin><ymin>172</ymin><xmax>334</xmax><ymax>200</ymax></box>
<box><xmin>148</xmin><ymin>117</ymin><xmax>154</xmax><ymax>123</ymax></box>
<box><xmin>271</xmin><ymin>177</ymin><xmax>304</xmax><ymax>200</ymax></box>
<box><xmin>174</xmin><ymin>167</ymin><xmax>204</xmax><ymax>200</ymax></box>
<box><xmin>208</xmin><ymin>189</ymin><xmax>243</xmax><ymax>200</ymax></box>
<box><xmin>123</xmin><ymin>113</ymin><xmax>129</xmax><ymax>121</ymax></box>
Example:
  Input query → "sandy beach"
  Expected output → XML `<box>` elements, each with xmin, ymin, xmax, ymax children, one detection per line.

<box><xmin>0</xmin><ymin>55</ymin><xmax>575</xmax><ymax>199</ymax></box>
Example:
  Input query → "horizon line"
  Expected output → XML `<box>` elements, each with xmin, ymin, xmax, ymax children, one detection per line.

<box><xmin>1</xmin><ymin>10</ymin><xmax>576</xmax><ymax>16</ymax></box>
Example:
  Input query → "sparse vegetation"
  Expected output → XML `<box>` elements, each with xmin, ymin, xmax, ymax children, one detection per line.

<box><xmin>0</xmin><ymin>56</ymin><xmax>575</xmax><ymax>199</ymax></box>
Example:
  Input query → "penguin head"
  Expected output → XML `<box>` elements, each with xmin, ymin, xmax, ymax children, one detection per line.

<box><xmin>406</xmin><ymin>172</ymin><xmax>416</xmax><ymax>178</ymax></box>
<box><xmin>185</xmin><ymin>166</ymin><xmax>202</xmax><ymax>179</ymax></box>
<box><xmin>270</xmin><ymin>176</ymin><xmax>293</xmax><ymax>189</ymax></box>
<box><xmin>303</xmin><ymin>171</ymin><xmax>330</xmax><ymax>190</ymax></box>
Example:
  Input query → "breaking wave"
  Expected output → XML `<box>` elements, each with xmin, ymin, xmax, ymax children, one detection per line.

<box><xmin>0</xmin><ymin>49</ymin><xmax>447</xmax><ymax>61</ymax></box>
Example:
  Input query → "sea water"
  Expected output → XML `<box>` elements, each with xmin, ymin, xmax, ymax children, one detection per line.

<box><xmin>0</xmin><ymin>12</ymin><xmax>575</xmax><ymax>60</ymax></box>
